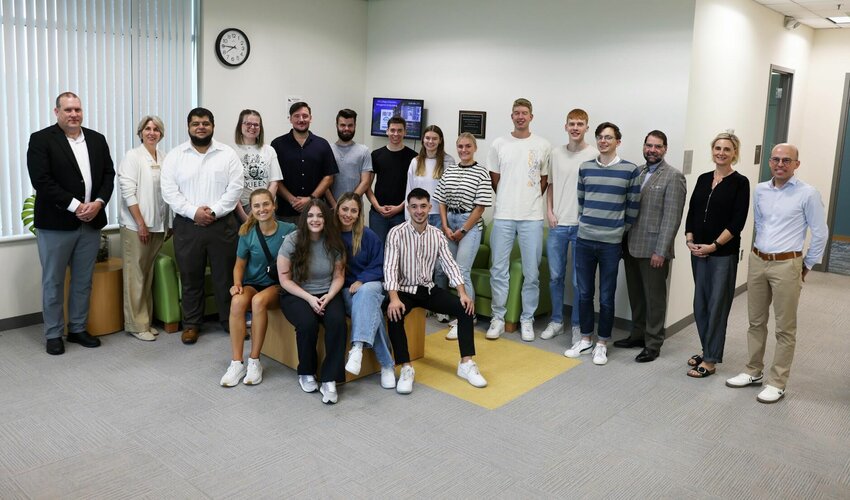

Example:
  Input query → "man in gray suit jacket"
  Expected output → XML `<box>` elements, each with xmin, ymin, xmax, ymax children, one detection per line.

<box><xmin>615</xmin><ymin>130</ymin><xmax>686</xmax><ymax>362</ymax></box>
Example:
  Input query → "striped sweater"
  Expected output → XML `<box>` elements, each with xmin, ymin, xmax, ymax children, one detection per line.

<box><xmin>577</xmin><ymin>158</ymin><xmax>641</xmax><ymax>243</ymax></box>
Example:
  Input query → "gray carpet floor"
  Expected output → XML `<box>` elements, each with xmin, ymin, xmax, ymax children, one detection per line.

<box><xmin>1</xmin><ymin>271</ymin><xmax>849</xmax><ymax>499</ymax></box>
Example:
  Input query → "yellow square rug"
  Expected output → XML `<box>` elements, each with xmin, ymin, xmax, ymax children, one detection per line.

<box><xmin>412</xmin><ymin>329</ymin><xmax>581</xmax><ymax>410</ymax></box>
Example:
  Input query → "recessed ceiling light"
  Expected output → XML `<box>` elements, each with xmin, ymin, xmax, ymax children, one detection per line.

<box><xmin>827</xmin><ymin>16</ymin><xmax>850</xmax><ymax>24</ymax></box>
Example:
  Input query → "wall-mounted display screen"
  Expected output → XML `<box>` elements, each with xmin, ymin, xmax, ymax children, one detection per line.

<box><xmin>370</xmin><ymin>98</ymin><xmax>424</xmax><ymax>140</ymax></box>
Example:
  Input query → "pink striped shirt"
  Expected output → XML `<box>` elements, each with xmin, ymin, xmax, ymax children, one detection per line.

<box><xmin>384</xmin><ymin>221</ymin><xmax>464</xmax><ymax>294</ymax></box>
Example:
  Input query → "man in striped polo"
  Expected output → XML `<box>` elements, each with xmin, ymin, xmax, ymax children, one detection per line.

<box><xmin>564</xmin><ymin>122</ymin><xmax>641</xmax><ymax>365</ymax></box>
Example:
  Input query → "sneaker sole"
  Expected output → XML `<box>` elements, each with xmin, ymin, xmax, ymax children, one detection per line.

<box><xmin>299</xmin><ymin>383</ymin><xmax>318</xmax><ymax>393</ymax></box>
<box><xmin>243</xmin><ymin>377</ymin><xmax>262</xmax><ymax>385</ymax></box>
<box><xmin>485</xmin><ymin>333</ymin><xmax>501</xmax><ymax>340</ymax></box>
<box><xmin>756</xmin><ymin>393</ymin><xmax>784</xmax><ymax>404</ymax></box>
<box><xmin>593</xmin><ymin>359</ymin><xmax>608</xmax><ymax>366</ymax></box>
<box><xmin>457</xmin><ymin>374</ymin><xmax>487</xmax><ymax>388</ymax></box>
<box><xmin>725</xmin><ymin>380</ymin><xmax>763</xmax><ymax>388</ymax></box>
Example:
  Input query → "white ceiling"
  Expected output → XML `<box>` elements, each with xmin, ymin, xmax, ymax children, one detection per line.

<box><xmin>754</xmin><ymin>0</ymin><xmax>850</xmax><ymax>28</ymax></box>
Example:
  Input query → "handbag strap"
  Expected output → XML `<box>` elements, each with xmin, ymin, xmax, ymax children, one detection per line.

<box><xmin>255</xmin><ymin>222</ymin><xmax>275</xmax><ymax>267</ymax></box>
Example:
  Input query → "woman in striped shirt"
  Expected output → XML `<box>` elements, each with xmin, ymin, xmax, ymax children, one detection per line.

<box><xmin>433</xmin><ymin>133</ymin><xmax>493</xmax><ymax>339</ymax></box>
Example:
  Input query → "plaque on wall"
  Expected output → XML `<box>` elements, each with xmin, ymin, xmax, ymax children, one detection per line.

<box><xmin>458</xmin><ymin>110</ymin><xmax>487</xmax><ymax>139</ymax></box>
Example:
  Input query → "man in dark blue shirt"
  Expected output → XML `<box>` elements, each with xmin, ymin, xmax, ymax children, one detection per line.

<box><xmin>270</xmin><ymin>102</ymin><xmax>338</xmax><ymax>222</ymax></box>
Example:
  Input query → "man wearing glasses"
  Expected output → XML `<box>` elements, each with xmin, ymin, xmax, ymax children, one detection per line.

<box><xmin>725</xmin><ymin>143</ymin><xmax>827</xmax><ymax>404</ymax></box>
<box><xmin>564</xmin><ymin>122</ymin><xmax>640</xmax><ymax>365</ymax></box>
<box><xmin>161</xmin><ymin>107</ymin><xmax>243</xmax><ymax>344</ymax></box>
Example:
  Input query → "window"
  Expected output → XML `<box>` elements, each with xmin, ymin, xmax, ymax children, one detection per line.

<box><xmin>0</xmin><ymin>0</ymin><xmax>198</xmax><ymax>239</ymax></box>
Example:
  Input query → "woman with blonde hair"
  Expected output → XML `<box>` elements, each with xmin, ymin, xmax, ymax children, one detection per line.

<box><xmin>336</xmin><ymin>192</ymin><xmax>396</xmax><ymax>388</ymax></box>
<box><xmin>684</xmin><ymin>132</ymin><xmax>750</xmax><ymax>378</ymax></box>
<box><xmin>118</xmin><ymin>115</ymin><xmax>169</xmax><ymax>341</ymax></box>
<box><xmin>220</xmin><ymin>188</ymin><xmax>295</xmax><ymax>387</ymax></box>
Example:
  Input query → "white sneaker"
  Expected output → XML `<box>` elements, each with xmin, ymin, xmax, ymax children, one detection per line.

<box><xmin>486</xmin><ymin>319</ymin><xmax>504</xmax><ymax>340</ymax></box>
<box><xmin>457</xmin><ymin>360</ymin><xmax>487</xmax><ymax>388</ymax></box>
<box><xmin>520</xmin><ymin>321</ymin><xmax>535</xmax><ymax>342</ymax></box>
<box><xmin>592</xmin><ymin>344</ymin><xmax>608</xmax><ymax>365</ymax></box>
<box><xmin>380</xmin><ymin>366</ymin><xmax>396</xmax><ymax>389</ymax></box>
<box><xmin>299</xmin><ymin>375</ymin><xmax>318</xmax><ymax>393</ymax></box>
<box><xmin>130</xmin><ymin>330</ymin><xmax>156</xmax><ymax>341</ymax></box>
<box><xmin>756</xmin><ymin>384</ymin><xmax>785</xmax><ymax>404</ymax></box>
<box><xmin>571</xmin><ymin>325</ymin><xmax>582</xmax><ymax>344</ymax></box>
<box><xmin>345</xmin><ymin>345</ymin><xmax>363</xmax><ymax>375</ymax></box>
<box><xmin>435</xmin><ymin>313</ymin><xmax>451</xmax><ymax>323</ymax></box>
<box><xmin>564</xmin><ymin>338</ymin><xmax>594</xmax><ymax>358</ymax></box>
<box><xmin>445</xmin><ymin>324</ymin><xmax>458</xmax><ymax>340</ymax></box>
<box><xmin>243</xmin><ymin>358</ymin><xmax>263</xmax><ymax>385</ymax></box>
<box><xmin>220</xmin><ymin>360</ymin><xmax>246</xmax><ymax>387</ymax></box>
<box><xmin>396</xmin><ymin>365</ymin><xmax>415</xmax><ymax>394</ymax></box>
<box><xmin>725</xmin><ymin>372</ymin><xmax>764</xmax><ymax>388</ymax></box>
<box><xmin>540</xmin><ymin>321</ymin><xmax>564</xmax><ymax>340</ymax></box>
<box><xmin>320</xmin><ymin>381</ymin><xmax>338</xmax><ymax>404</ymax></box>
<box><xmin>149</xmin><ymin>327</ymin><xmax>159</xmax><ymax>336</ymax></box>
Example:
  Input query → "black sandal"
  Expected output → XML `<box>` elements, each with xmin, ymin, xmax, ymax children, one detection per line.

<box><xmin>687</xmin><ymin>365</ymin><xmax>716</xmax><ymax>378</ymax></box>
<box><xmin>687</xmin><ymin>354</ymin><xmax>703</xmax><ymax>367</ymax></box>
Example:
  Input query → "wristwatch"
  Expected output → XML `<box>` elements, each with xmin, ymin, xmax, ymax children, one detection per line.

<box><xmin>460</xmin><ymin>228</ymin><xmax>467</xmax><ymax>235</ymax></box>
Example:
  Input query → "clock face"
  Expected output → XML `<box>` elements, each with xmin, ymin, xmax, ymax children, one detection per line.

<box><xmin>215</xmin><ymin>28</ymin><xmax>250</xmax><ymax>67</ymax></box>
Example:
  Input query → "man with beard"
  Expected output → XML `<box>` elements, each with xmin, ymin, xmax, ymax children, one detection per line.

<box><xmin>271</xmin><ymin>102</ymin><xmax>338</xmax><ymax>222</ymax></box>
<box><xmin>615</xmin><ymin>130</ymin><xmax>686</xmax><ymax>362</ymax></box>
<box><xmin>328</xmin><ymin>108</ymin><xmax>372</xmax><ymax>205</ymax></box>
<box><xmin>27</xmin><ymin>92</ymin><xmax>115</xmax><ymax>355</ymax></box>
<box><xmin>161</xmin><ymin>107</ymin><xmax>243</xmax><ymax>345</ymax></box>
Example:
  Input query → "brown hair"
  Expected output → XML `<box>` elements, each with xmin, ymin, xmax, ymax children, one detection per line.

<box><xmin>335</xmin><ymin>192</ymin><xmax>364</xmax><ymax>255</ymax></box>
<box><xmin>238</xmin><ymin>188</ymin><xmax>275</xmax><ymax>236</ymax></box>
<box><xmin>234</xmin><ymin>109</ymin><xmax>264</xmax><ymax>147</ymax></box>
<box><xmin>415</xmin><ymin>125</ymin><xmax>447</xmax><ymax>178</ymax></box>
<box><xmin>290</xmin><ymin>199</ymin><xmax>346</xmax><ymax>283</ymax></box>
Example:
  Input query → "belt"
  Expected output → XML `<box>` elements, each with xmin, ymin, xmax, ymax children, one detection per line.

<box><xmin>447</xmin><ymin>207</ymin><xmax>470</xmax><ymax>214</ymax></box>
<box><xmin>752</xmin><ymin>247</ymin><xmax>802</xmax><ymax>261</ymax></box>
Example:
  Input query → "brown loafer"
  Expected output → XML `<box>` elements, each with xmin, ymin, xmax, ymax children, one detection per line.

<box><xmin>181</xmin><ymin>327</ymin><xmax>199</xmax><ymax>345</ymax></box>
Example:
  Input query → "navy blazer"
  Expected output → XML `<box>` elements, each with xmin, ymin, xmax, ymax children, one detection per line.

<box><xmin>27</xmin><ymin>124</ymin><xmax>115</xmax><ymax>230</ymax></box>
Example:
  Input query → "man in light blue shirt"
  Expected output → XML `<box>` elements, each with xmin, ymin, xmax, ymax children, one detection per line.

<box><xmin>725</xmin><ymin>143</ymin><xmax>828</xmax><ymax>404</ymax></box>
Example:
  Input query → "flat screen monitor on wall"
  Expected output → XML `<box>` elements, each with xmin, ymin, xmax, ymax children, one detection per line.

<box><xmin>370</xmin><ymin>98</ymin><xmax>424</xmax><ymax>140</ymax></box>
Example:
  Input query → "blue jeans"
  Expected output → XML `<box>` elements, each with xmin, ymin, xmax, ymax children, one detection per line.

<box><xmin>428</xmin><ymin>213</ymin><xmax>447</xmax><ymax>289</ymax></box>
<box><xmin>692</xmin><ymin>254</ymin><xmax>737</xmax><ymax>363</ymax></box>
<box><xmin>342</xmin><ymin>282</ymin><xmax>394</xmax><ymax>368</ymax></box>
<box><xmin>575</xmin><ymin>237</ymin><xmax>622</xmax><ymax>340</ymax></box>
<box><xmin>547</xmin><ymin>225</ymin><xmax>579</xmax><ymax>326</ymax></box>
<box><xmin>445</xmin><ymin>212</ymin><xmax>482</xmax><ymax>301</ymax></box>
<box><xmin>489</xmin><ymin>219</ymin><xmax>543</xmax><ymax>322</ymax></box>
<box><xmin>369</xmin><ymin>210</ymin><xmax>404</xmax><ymax>242</ymax></box>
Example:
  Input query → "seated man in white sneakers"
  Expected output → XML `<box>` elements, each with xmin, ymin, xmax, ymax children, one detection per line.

<box><xmin>384</xmin><ymin>188</ymin><xmax>487</xmax><ymax>394</ymax></box>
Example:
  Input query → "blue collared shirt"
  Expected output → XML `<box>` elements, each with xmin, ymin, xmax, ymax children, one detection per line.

<box><xmin>753</xmin><ymin>176</ymin><xmax>828</xmax><ymax>269</ymax></box>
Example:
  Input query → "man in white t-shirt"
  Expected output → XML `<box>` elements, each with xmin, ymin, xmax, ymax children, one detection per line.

<box><xmin>486</xmin><ymin>98</ymin><xmax>551</xmax><ymax>342</ymax></box>
<box><xmin>540</xmin><ymin>109</ymin><xmax>599</xmax><ymax>344</ymax></box>
<box><xmin>328</xmin><ymin>108</ymin><xmax>372</xmax><ymax>206</ymax></box>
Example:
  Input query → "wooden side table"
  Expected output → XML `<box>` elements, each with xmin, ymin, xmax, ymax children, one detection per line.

<box><xmin>64</xmin><ymin>257</ymin><xmax>124</xmax><ymax>336</ymax></box>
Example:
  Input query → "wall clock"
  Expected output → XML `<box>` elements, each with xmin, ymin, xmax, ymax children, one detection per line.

<box><xmin>215</xmin><ymin>28</ymin><xmax>250</xmax><ymax>67</ymax></box>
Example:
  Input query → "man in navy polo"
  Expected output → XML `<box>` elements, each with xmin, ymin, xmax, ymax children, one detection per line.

<box><xmin>270</xmin><ymin>102</ymin><xmax>338</xmax><ymax>223</ymax></box>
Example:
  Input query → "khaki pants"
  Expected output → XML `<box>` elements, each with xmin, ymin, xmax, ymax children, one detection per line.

<box><xmin>121</xmin><ymin>227</ymin><xmax>165</xmax><ymax>332</ymax></box>
<box><xmin>745</xmin><ymin>251</ymin><xmax>803</xmax><ymax>389</ymax></box>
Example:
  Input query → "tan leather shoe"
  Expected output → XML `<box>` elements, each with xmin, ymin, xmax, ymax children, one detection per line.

<box><xmin>181</xmin><ymin>327</ymin><xmax>199</xmax><ymax>345</ymax></box>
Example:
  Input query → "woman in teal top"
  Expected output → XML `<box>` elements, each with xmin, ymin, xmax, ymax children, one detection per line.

<box><xmin>220</xmin><ymin>188</ymin><xmax>295</xmax><ymax>387</ymax></box>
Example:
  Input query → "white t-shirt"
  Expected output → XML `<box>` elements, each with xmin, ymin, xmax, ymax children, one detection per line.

<box><xmin>405</xmin><ymin>153</ymin><xmax>455</xmax><ymax>216</ymax></box>
<box><xmin>234</xmin><ymin>144</ymin><xmax>283</xmax><ymax>206</ymax></box>
<box><xmin>488</xmin><ymin>133</ymin><xmax>551</xmax><ymax>220</ymax></box>
<box><xmin>549</xmin><ymin>144</ymin><xmax>599</xmax><ymax>226</ymax></box>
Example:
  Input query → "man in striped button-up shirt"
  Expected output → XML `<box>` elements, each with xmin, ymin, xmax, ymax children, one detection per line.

<box><xmin>384</xmin><ymin>188</ymin><xmax>488</xmax><ymax>394</ymax></box>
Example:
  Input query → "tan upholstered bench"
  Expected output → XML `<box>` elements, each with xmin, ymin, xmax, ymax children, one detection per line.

<box><xmin>262</xmin><ymin>307</ymin><xmax>425</xmax><ymax>382</ymax></box>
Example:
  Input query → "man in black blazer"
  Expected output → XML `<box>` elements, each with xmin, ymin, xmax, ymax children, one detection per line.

<box><xmin>27</xmin><ymin>92</ymin><xmax>115</xmax><ymax>355</ymax></box>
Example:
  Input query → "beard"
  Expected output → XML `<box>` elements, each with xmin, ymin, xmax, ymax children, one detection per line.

<box><xmin>190</xmin><ymin>133</ymin><xmax>213</xmax><ymax>147</ymax></box>
<box><xmin>337</xmin><ymin>130</ymin><xmax>355</xmax><ymax>142</ymax></box>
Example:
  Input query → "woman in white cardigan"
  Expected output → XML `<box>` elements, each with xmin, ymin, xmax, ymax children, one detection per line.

<box><xmin>117</xmin><ymin>115</ymin><xmax>170</xmax><ymax>341</ymax></box>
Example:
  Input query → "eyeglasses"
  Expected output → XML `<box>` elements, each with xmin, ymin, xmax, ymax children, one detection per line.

<box><xmin>769</xmin><ymin>157</ymin><xmax>795</xmax><ymax>165</ymax></box>
<box><xmin>242</xmin><ymin>122</ymin><xmax>261</xmax><ymax>129</ymax></box>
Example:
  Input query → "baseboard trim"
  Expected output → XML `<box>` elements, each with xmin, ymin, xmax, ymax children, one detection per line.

<box><xmin>0</xmin><ymin>312</ymin><xmax>43</xmax><ymax>332</ymax></box>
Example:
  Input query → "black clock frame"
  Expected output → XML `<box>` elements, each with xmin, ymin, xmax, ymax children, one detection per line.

<box><xmin>215</xmin><ymin>28</ymin><xmax>250</xmax><ymax>67</ymax></box>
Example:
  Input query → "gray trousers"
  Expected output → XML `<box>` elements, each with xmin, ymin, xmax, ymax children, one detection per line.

<box><xmin>172</xmin><ymin>215</ymin><xmax>237</xmax><ymax>328</ymax></box>
<box><xmin>36</xmin><ymin>225</ymin><xmax>101</xmax><ymax>339</ymax></box>
<box><xmin>691</xmin><ymin>254</ymin><xmax>738</xmax><ymax>363</ymax></box>
<box><xmin>624</xmin><ymin>251</ymin><xmax>671</xmax><ymax>353</ymax></box>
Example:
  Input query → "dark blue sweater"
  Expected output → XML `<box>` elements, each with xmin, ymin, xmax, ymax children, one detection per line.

<box><xmin>341</xmin><ymin>227</ymin><xmax>384</xmax><ymax>287</ymax></box>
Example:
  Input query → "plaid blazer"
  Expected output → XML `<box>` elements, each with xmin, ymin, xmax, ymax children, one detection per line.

<box><xmin>627</xmin><ymin>160</ymin><xmax>686</xmax><ymax>259</ymax></box>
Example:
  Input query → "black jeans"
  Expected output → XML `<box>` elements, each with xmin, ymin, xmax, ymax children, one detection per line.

<box><xmin>279</xmin><ymin>292</ymin><xmax>347</xmax><ymax>383</ymax></box>
<box><xmin>387</xmin><ymin>286</ymin><xmax>475</xmax><ymax>363</ymax></box>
